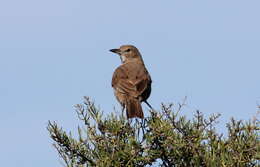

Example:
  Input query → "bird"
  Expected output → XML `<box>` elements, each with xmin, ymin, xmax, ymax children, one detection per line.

<box><xmin>110</xmin><ymin>45</ymin><xmax>152</xmax><ymax>119</ymax></box>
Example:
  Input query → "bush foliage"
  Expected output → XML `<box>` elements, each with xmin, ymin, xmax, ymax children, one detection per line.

<box><xmin>47</xmin><ymin>97</ymin><xmax>260</xmax><ymax>167</ymax></box>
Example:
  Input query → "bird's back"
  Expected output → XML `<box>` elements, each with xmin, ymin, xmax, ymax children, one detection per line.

<box><xmin>112</xmin><ymin>61</ymin><xmax>151</xmax><ymax>101</ymax></box>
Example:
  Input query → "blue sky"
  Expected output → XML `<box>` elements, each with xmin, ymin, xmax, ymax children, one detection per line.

<box><xmin>0</xmin><ymin>0</ymin><xmax>260</xmax><ymax>166</ymax></box>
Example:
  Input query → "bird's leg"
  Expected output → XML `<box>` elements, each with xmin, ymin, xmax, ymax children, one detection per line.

<box><xmin>121</xmin><ymin>104</ymin><xmax>125</xmax><ymax>118</ymax></box>
<box><xmin>135</xmin><ymin>118</ymin><xmax>140</xmax><ymax>141</ymax></box>
<box><xmin>140</xmin><ymin>118</ymin><xmax>147</xmax><ymax>143</ymax></box>
<box><xmin>127</xmin><ymin>118</ymin><xmax>132</xmax><ymax>126</ymax></box>
<box><xmin>141</xmin><ymin>118</ymin><xmax>145</xmax><ymax>138</ymax></box>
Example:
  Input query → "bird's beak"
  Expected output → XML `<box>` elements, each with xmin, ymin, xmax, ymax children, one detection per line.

<box><xmin>109</xmin><ymin>48</ymin><xmax>121</xmax><ymax>55</ymax></box>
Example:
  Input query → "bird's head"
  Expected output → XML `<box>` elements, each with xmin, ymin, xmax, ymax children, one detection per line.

<box><xmin>110</xmin><ymin>45</ymin><xmax>143</xmax><ymax>63</ymax></box>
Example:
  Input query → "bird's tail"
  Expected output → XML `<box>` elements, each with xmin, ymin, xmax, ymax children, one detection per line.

<box><xmin>126</xmin><ymin>97</ymin><xmax>144</xmax><ymax>119</ymax></box>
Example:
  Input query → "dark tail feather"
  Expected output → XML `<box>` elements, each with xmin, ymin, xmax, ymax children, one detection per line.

<box><xmin>126</xmin><ymin>98</ymin><xmax>144</xmax><ymax>119</ymax></box>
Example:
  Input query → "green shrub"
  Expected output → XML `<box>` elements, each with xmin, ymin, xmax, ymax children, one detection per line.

<box><xmin>47</xmin><ymin>97</ymin><xmax>260</xmax><ymax>167</ymax></box>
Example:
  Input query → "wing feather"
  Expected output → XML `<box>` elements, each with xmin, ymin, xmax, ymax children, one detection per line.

<box><xmin>112</xmin><ymin>63</ymin><xmax>151</xmax><ymax>99</ymax></box>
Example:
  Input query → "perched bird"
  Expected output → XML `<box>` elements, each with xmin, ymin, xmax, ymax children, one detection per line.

<box><xmin>110</xmin><ymin>45</ymin><xmax>152</xmax><ymax>119</ymax></box>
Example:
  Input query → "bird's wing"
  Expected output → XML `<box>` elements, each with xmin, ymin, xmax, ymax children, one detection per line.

<box><xmin>112</xmin><ymin>63</ymin><xmax>151</xmax><ymax>98</ymax></box>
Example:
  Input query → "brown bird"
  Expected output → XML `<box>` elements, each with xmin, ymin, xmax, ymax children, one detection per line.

<box><xmin>110</xmin><ymin>45</ymin><xmax>152</xmax><ymax>119</ymax></box>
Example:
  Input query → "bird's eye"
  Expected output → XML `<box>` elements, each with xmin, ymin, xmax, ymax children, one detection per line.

<box><xmin>125</xmin><ymin>49</ymin><xmax>131</xmax><ymax>52</ymax></box>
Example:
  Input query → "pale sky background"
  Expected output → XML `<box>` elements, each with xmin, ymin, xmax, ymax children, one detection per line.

<box><xmin>0</xmin><ymin>0</ymin><xmax>259</xmax><ymax>166</ymax></box>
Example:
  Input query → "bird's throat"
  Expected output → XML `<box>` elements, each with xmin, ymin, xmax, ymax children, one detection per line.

<box><xmin>120</xmin><ymin>55</ymin><xmax>126</xmax><ymax>63</ymax></box>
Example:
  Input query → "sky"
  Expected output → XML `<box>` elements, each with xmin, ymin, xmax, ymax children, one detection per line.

<box><xmin>0</xmin><ymin>0</ymin><xmax>260</xmax><ymax>166</ymax></box>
